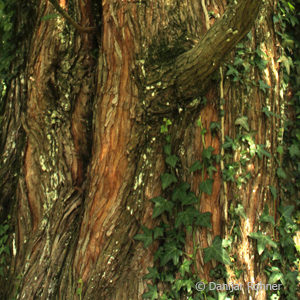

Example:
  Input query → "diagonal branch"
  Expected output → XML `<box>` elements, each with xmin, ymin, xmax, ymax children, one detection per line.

<box><xmin>144</xmin><ymin>0</ymin><xmax>262</xmax><ymax>113</ymax></box>
<box><xmin>49</xmin><ymin>0</ymin><xmax>96</xmax><ymax>33</ymax></box>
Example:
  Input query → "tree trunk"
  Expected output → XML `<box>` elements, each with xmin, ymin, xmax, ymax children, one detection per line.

<box><xmin>0</xmin><ymin>0</ymin><xmax>287</xmax><ymax>299</ymax></box>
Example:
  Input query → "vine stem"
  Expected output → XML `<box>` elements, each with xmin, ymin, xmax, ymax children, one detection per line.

<box><xmin>219</xmin><ymin>66</ymin><xmax>228</xmax><ymax>232</ymax></box>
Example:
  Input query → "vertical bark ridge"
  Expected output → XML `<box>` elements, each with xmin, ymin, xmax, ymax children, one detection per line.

<box><xmin>73</xmin><ymin>1</ymin><xmax>218</xmax><ymax>297</ymax></box>
<box><xmin>12</xmin><ymin>1</ymin><xmax>96</xmax><ymax>298</ymax></box>
<box><xmin>222</xmin><ymin>2</ymin><xmax>281</xmax><ymax>298</ymax></box>
<box><xmin>74</xmin><ymin>0</ymin><xmax>139</xmax><ymax>284</ymax></box>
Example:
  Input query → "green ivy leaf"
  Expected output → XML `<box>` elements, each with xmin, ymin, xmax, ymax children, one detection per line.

<box><xmin>268</xmin><ymin>267</ymin><xmax>285</xmax><ymax>284</ymax></box>
<box><xmin>289</xmin><ymin>144</ymin><xmax>300</xmax><ymax>157</ymax></box>
<box><xmin>199</xmin><ymin>179</ymin><xmax>213</xmax><ymax>195</ymax></box>
<box><xmin>259</xmin><ymin>205</ymin><xmax>275</xmax><ymax>226</ymax></box>
<box><xmin>285</xmin><ymin>271</ymin><xmax>298</xmax><ymax>291</ymax></box>
<box><xmin>0</xmin><ymin>234</ymin><xmax>8</xmax><ymax>245</ymax></box>
<box><xmin>165</xmin><ymin>155</ymin><xmax>179</xmax><ymax>168</ymax></box>
<box><xmin>202</xmin><ymin>146</ymin><xmax>215</xmax><ymax>161</ymax></box>
<box><xmin>269</xmin><ymin>185</ymin><xmax>277</xmax><ymax>199</ymax></box>
<box><xmin>154</xmin><ymin>245</ymin><xmax>164</xmax><ymax>262</ymax></box>
<box><xmin>194</xmin><ymin>212</ymin><xmax>212</xmax><ymax>228</ymax></box>
<box><xmin>221</xmin><ymin>238</ymin><xmax>232</xmax><ymax>248</ymax></box>
<box><xmin>262</xmin><ymin>107</ymin><xmax>281</xmax><ymax>119</ymax></box>
<box><xmin>257</xmin><ymin>144</ymin><xmax>271</xmax><ymax>159</ymax></box>
<box><xmin>153</xmin><ymin>226</ymin><xmax>164</xmax><ymax>239</ymax></box>
<box><xmin>276</xmin><ymin>145</ymin><xmax>284</xmax><ymax>155</ymax></box>
<box><xmin>235</xmin><ymin>116</ymin><xmax>250</xmax><ymax>131</ymax></box>
<box><xmin>207</xmin><ymin>165</ymin><xmax>217</xmax><ymax>178</ymax></box>
<box><xmin>278</xmin><ymin>55</ymin><xmax>293</xmax><ymax>75</ymax></box>
<box><xmin>201</xmin><ymin>128</ymin><xmax>207</xmax><ymax>136</ymax></box>
<box><xmin>160</xmin><ymin>125</ymin><xmax>168</xmax><ymax>133</ymax></box>
<box><xmin>181</xmin><ymin>192</ymin><xmax>198</xmax><ymax>206</ymax></box>
<box><xmin>163</xmin><ymin>144</ymin><xmax>171</xmax><ymax>156</ymax></box>
<box><xmin>160</xmin><ymin>242</ymin><xmax>183</xmax><ymax>266</ymax></box>
<box><xmin>174</xmin><ymin>278</ymin><xmax>194</xmax><ymax>293</ymax></box>
<box><xmin>256</xmin><ymin>58</ymin><xmax>268</xmax><ymax>71</ymax></box>
<box><xmin>163</xmin><ymin>273</ymin><xmax>175</xmax><ymax>283</ymax></box>
<box><xmin>249</xmin><ymin>231</ymin><xmax>277</xmax><ymax>255</ymax></box>
<box><xmin>76</xmin><ymin>287</ymin><xmax>82</xmax><ymax>296</ymax></box>
<box><xmin>161</xmin><ymin>173</ymin><xmax>177</xmax><ymax>190</ymax></box>
<box><xmin>41</xmin><ymin>13</ymin><xmax>59</xmax><ymax>21</ymax></box>
<box><xmin>236</xmin><ymin>43</ymin><xmax>245</xmax><ymax>49</ymax></box>
<box><xmin>226</xmin><ymin>65</ymin><xmax>239</xmax><ymax>77</ymax></box>
<box><xmin>142</xmin><ymin>284</ymin><xmax>158</xmax><ymax>300</ymax></box>
<box><xmin>203</xmin><ymin>236</ymin><xmax>232</xmax><ymax>265</ymax></box>
<box><xmin>262</xmin><ymin>106</ymin><xmax>271</xmax><ymax>118</ymax></box>
<box><xmin>189</xmin><ymin>160</ymin><xmax>203</xmax><ymax>173</ymax></box>
<box><xmin>235</xmin><ymin>204</ymin><xmax>247</xmax><ymax>219</ymax></box>
<box><xmin>151</xmin><ymin>196</ymin><xmax>174</xmax><ymax>218</ymax></box>
<box><xmin>0</xmin><ymin>224</ymin><xmax>9</xmax><ymax>235</ymax></box>
<box><xmin>279</xmin><ymin>205</ymin><xmax>294</xmax><ymax>224</ymax></box>
<box><xmin>277</xmin><ymin>167</ymin><xmax>287</xmax><ymax>179</ymax></box>
<box><xmin>175</xmin><ymin>208</ymin><xmax>211</xmax><ymax>228</ymax></box>
<box><xmin>159</xmin><ymin>294</ymin><xmax>168</xmax><ymax>300</ymax></box>
<box><xmin>214</xmin><ymin>154</ymin><xmax>221</xmax><ymax>164</ymax></box>
<box><xmin>175</xmin><ymin>207</ymin><xmax>199</xmax><ymax>228</ymax></box>
<box><xmin>172</xmin><ymin>182</ymin><xmax>190</xmax><ymax>202</ymax></box>
<box><xmin>258</xmin><ymin>80</ymin><xmax>270</xmax><ymax>92</ymax></box>
<box><xmin>160</xmin><ymin>118</ymin><xmax>172</xmax><ymax>133</ymax></box>
<box><xmin>222</xmin><ymin>136</ymin><xmax>237</xmax><ymax>150</ymax></box>
<box><xmin>210</xmin><ymin>121</ymin><xmax>221</xmax><ymax>133</ymax></box>
<box><xmin>179</xmin><ymin>259</ymin><xmax>192</xmax><ymax>277</ymax></box>
<box><xmin>196</xmin><ymin>118</ymin><xmax>203</xmax><ymax>127</ymax></box>
<box><xmin>143</xmin><ymin>267</ymin><xmax>160</xmax><ymax>280</ymax></box>
<box><xmin>255</xmin><ymin>46</ymin><xmax>267</xmax><ymax>57</ymax></box>
<box><xmin>134</xmin><ymin>226</ymin><xmax>153</xmax><ymax>248</ymax></box>
<box><xmin>234</xmin><ymin>56</ymin><xmax>244</xmax><ymax>66</ymax></box>
<box><xmin>164</xmin><ymin>118</ymin><xmax>172</xmax><ymax>126</ymax></box>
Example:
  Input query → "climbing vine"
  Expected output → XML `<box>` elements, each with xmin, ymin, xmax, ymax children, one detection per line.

<box><xmin>135</xmin><ymin>1</ymin><xmax>299</xmax><ymax>299</ymax></box>
<box><xmin>135</xmin><ymin>118</ymin><xmax>232</xmax><ymax>299</ymax></box>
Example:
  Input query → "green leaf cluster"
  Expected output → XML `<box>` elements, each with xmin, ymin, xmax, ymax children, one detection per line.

<box><xmin>135</xmin><ymin>128</ymin><xmax>218</xmax><ymax>299</ymax></box>
<box><xmin>250</xmin><ymin>204</ymin><xmax>299</xmax><ymax>300</ymax></box>
<box><xmin>203</xmin><ymin>236</ymin><xmax>232</xmax><ymax>265</ymax></box>
<box><xmin>275</xmin><ymin>0</ymin><xmax>300</xmax><ymax>208</ymax></box>
<box><xmin>225</xmin><ymin>40</ymin><xmax>270</xmax><ymax>93</ymax></box>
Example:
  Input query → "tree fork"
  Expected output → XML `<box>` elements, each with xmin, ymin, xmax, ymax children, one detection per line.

<box><xmin>144</xmin><ymin>0</ymin><xmax>262</xmax><ymax>113</ymax></box>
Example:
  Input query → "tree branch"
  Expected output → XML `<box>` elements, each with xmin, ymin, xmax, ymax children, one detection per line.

<box><xmin>145</xmin><ymin>0</ymin><xmax>262</xmax><ymax>113</ymax></box>
<box><xmin>49</xmin><ymin>0</ymin><xmax>96</xmax><ymax>33</ymax></box>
